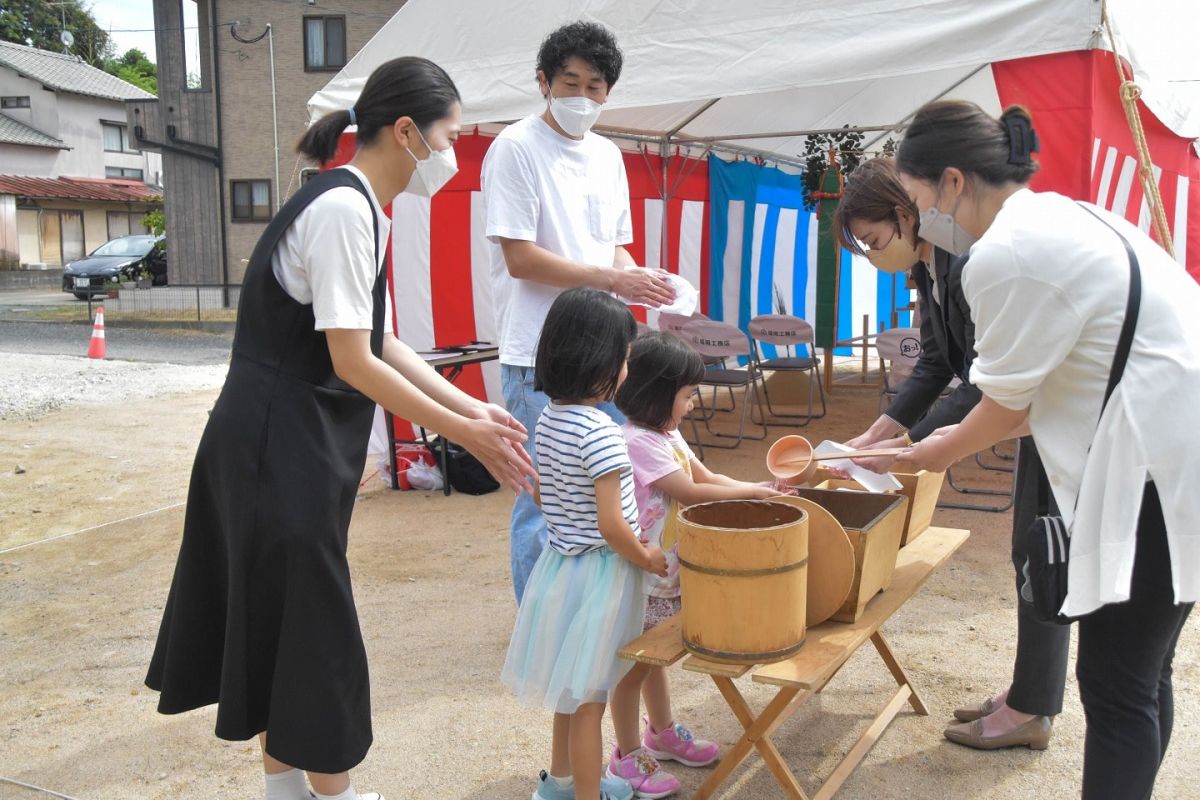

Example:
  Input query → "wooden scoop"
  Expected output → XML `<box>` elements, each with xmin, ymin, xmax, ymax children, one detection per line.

<box><xmin>775</xmin><ymin>447</ymin><xmax>907</xmax><ymax>467</ymax></box>
<box><xmin>767</xmin><ymin>435</ymin><xmax>908</xmax><ymax>486</ymax></box>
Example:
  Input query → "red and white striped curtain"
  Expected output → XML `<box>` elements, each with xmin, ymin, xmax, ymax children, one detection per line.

<box><xmin>994</xmin><ymin>50</ymin><xmax>1198</xmax><ymax>279</ymax></box>
<box><xmin>381</xmin><ymin>132</ymin><xmax>709</xmax><ymax>439</ymax></box>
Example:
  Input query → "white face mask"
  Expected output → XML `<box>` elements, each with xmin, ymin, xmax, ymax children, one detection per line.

<box><xmin>865</xmin><ymin>230</ymin><xmax>919</xmax><ymax>274</ymax></box>
<box><xmin>405</xmin><ymin>126</ymin><xmax>458</xmax><ymax>198</ymax></box>
<box><xmin>917</xmin><ymin>178</ymin><xmax>976</xmax><ymax>256</ymax></box>
<box><xmin>547</xmin><ymin>91</ymin><xmax>603</xmax><ymax>138</ymax></box>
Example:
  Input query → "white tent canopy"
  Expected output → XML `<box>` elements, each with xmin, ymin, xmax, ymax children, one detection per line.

<box><xmin>309</xmin><ymin>0</ymin><xmax>1199</xmax><ymax>166</ymax></box>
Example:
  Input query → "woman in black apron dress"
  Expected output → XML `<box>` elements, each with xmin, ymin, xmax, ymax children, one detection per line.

<box><xmin>145</xmin><ymin>57</ymin><xmax>536</xmax><ymax>800</ymax></box>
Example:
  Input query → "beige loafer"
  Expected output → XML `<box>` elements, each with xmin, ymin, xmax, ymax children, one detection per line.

<box><xmin>944</xmin><ymin>716</ymin><xmax>1052</xmax><ymax>750</ymax></box>
<box><xmin>952</xmin><ymin>696</ymin><xmax>998</xmax><ymax>723</ymax></box>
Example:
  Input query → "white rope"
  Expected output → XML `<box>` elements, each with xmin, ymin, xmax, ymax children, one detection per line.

<box><xmin>0</xmin><ymin>503</ymin><xmax>184</xmax><ymax>555</ymax></box>
<box><xmin>0</xmin><ymin>776</ymin><xmax>85</xmax><ymax>800</ymax></box>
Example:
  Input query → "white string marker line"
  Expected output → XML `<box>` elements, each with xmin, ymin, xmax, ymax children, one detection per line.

<box><xmin>0</xmin><ymin>502</ymin><xmax>185</xmax><ymax>556</ymax></box>
<box><xmin>0</xmin><ymin>775</ymin><xmax>84</xmax><ymax>800</ymax></box>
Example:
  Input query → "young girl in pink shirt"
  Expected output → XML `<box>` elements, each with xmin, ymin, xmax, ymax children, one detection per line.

<box><xmin>607</xmin><ymin>331</ymin><xmax>782</xmax><ymax>795</ymax></box>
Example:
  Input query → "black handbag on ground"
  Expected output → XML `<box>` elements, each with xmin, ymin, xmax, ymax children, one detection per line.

<box><xmin>444</xmin><ymin>442</ymin><xmax>501</xmax><ymax>495</ymax></box>
<box><xmin>1022</xmin><ymin>207</ymin><xmax>1142</xmax><ymax>625</ymax></box>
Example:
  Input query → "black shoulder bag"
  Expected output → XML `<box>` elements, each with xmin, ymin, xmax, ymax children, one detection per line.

<box><xmin>1022</xmin><ymin>206</ymin><xmax>1142</xmax><ymax>625</ymax></box>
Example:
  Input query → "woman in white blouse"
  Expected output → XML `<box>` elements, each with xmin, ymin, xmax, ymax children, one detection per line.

<box><xmin>893</xmin><ymin>100</ymin><xmax>1198</xmax><ymax>800</ymax></box>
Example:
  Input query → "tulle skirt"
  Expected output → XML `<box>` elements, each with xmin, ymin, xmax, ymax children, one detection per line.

<box><xmin>502</xmin><ymin>546</ymin><xmax>646</xmax><ymax>714</ymax></box>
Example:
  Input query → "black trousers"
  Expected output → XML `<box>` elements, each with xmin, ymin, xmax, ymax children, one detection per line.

<box><xmin>1076</xmin><ymin>482</ymin><xmax>1193</xmax><ymax>800</ymax></box>
<box><xmin>1007</xmin><ymin>438</ymin><xmax>1071</xmax><ymax>716</ymax></box>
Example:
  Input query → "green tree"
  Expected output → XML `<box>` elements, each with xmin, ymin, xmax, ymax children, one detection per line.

<box><xmin>143</xmin><ymin>207</ymin><xmax>165</xmax><ymax>237</ymax></box>
<box><xmin>0</xmin><ymin>0</ymin><xmax>112</xmax><ymax>67</ymax></box>
<box><xmin>105</xmin><ymin>47</ymin><xmax>156</xmax><ymax>94</ymax></box>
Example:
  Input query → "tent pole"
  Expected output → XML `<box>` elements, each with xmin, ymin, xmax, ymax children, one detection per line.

<box><xmin>665</xmin><ymin>98</ymin><xmax>721</xmax><ymax>139</ymax></box>
<box><xmin>858</xmin><ymin>63</ymin><xmax>991</xmax><ymax>152</ymax></box>
<box><xmin>597</xmin><ymin>128</ymin><xmax>807</xmax><ymax>171</ymax></box>
<box><xmin>679</xmin><ymin>124</ymin><xmax>898</xmax><ymax>143</ymax></box>
<box><xmin>660</xmin><ymin>136</ymin><xmax>670</xmax><ymax>271</ymax></box>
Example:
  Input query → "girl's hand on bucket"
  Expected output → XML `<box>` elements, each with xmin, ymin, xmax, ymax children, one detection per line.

<box><xmin>642</xmin><ymin>545</ymin><xmax>669</xmax><ymax>577</ymax></box>
<box><xmin>751</xmin><ymin>483</ymin><xmax>784</xmax><ymax>499</ymax></box>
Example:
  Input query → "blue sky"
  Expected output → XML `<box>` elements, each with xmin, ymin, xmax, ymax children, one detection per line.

<box><xmin>89</xmin><ymin>0</ymin><xmax>157</xmax><ymax>61</ymax></box>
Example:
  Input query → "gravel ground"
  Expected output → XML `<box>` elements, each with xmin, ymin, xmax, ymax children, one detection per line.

<box><xmin>0</xmin><ymin>320</ymin><xmax>234</xmax><ymax>365</ymax></box>
<box><xmin>0</xmin><ymin>352</ymin><xmax>227</xmax><ymax>420</ymax></box>
<box><xmin>1</xmin><ymin>356</ymin><xmax>1195</xmax><ymax>800</ymax></box>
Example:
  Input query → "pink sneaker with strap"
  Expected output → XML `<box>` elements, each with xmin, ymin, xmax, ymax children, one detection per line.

<box><xmin>642</xmin><ymin>719</ymin><xmax>720</xmax><ymax>768</ymax></box>
<box><xmin>605</xmin><ymin>745</ymin><xmax>680</xmax><ymax>799</ymax></box>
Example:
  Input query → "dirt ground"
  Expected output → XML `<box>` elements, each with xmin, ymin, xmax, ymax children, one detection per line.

<box><xmin>1</xmin><ymin>370</ymin><xmax>1196</xmax><ymax>799</ymax></box>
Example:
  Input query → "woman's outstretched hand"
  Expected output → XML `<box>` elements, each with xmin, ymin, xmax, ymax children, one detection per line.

<box><xmin>458</xmin><ymin>408</ymin><xmax>537</xmax><ymax>494</ymax></box>
<box><xmin>851</xmin><ymin>436</ymin><xmax>908</xmax><ymax>474</ymax></box>
<box><xmin>893</xmin><ymin>427</ymin><xmax>959</xmax><ymax>473</ymax></box>
<box><xmin>474</xmin><ymin>402</ymin><xmax>529</xmax><ymax>437</ymax></box>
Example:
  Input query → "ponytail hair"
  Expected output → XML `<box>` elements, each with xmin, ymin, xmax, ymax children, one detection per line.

<box><xmin>896</xmin><ymin>101</ymin><xmax>1040</xmax><ymax>188</ymax></box>
<box><xmin>298</xmin><ymin>56</ymin><xmax>461</xmax><ymax>164</ymax></box>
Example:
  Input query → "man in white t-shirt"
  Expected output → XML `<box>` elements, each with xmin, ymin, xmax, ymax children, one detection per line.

<box><xmin>482</xmin><ymin>21</ymin><xmax>675</xmax><ymax>603</ymax></box>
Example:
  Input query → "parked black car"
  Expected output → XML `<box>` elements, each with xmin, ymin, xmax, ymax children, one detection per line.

<box><xmin>61</xmin><ymin>235</ymin><xmax>167</xmax><ymax>299</ymax></box>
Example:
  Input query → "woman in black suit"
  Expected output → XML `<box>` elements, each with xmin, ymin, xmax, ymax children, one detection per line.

<box><xmin>834</xmin><ymin>157</ymin><xmax>1067</xmax><ymax>751</ymax></box>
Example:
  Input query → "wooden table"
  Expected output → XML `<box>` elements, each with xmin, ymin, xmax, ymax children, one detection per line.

<box><xmin>386</xmin><ymin>344</ymin><xmax>500</xmax><ymax>495</ymax></box>
<box><xmin>619</xmin><ymin>526</ymin><xmax>969</xmax><ymax>799</ymax></box>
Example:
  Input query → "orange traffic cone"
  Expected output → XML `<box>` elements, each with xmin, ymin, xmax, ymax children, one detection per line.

<box><xmin>87</xmin><ymin>306</ymin><xmax>106</xmax><ymax>359</ymax></box>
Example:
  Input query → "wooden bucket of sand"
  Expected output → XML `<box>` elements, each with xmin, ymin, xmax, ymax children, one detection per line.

<box><xmin>677</xmin><ymin>500</ymin><xmax>809</xmax><ymax>664</ymax></box>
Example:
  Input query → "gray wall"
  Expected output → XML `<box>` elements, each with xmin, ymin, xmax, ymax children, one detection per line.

<box><xmin>0</xmin><ymin>67</ymin><xmax>162</xmax><ymax>182</ymax></box>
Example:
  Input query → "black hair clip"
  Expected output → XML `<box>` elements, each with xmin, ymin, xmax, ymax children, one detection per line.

<box><xmin>1005</xmin><ymin>115</ymin><xmax>1040</xmax><ymax>166</ymax></box>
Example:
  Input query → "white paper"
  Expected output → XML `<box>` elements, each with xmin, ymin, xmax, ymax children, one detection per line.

<box><xmin>814</xmin><ymin>440</ymin><xmax>903</xmax><ymax>492</ymax></box>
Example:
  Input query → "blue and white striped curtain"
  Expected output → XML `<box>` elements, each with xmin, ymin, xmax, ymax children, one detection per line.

<box><xmin>707</xmin><ymin>155</ymin><xmax>911</xmax><ymax>357</ymax></box>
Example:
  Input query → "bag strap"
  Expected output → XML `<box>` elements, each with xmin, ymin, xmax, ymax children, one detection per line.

<box><xmin>1038</xmin><ymin>205</ymin><xmax>1143</xmax><ymax>519</ymax></box>
<box><xmin>1079</xmin><ymin>204</ymin><xmax>1142</xmax><ymax>413</ymax></box>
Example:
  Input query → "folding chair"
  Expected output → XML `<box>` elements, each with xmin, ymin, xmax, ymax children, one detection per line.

<box><xmin>682</xmin><ymin>319</ymin><xmax>769</xmax><ymax>448</ymax></box>
<box><xmin>747</xmin><ymin>314</ymin><xmax>827</xmax><ymax>426</ymax></box>
<box><xmin>874</xmin><ymin>327</ymin><xmax>923</xmax><ymax>413</ymax></box>
<box><xmin>941</xmin><ymin>442</ymin><xmax>1018</xmax><ymax>513</ymax></box>
<box><xmin>658</xmin><ymin>311</ymin><xmax>734</xmax><ymax>414</ymax></box>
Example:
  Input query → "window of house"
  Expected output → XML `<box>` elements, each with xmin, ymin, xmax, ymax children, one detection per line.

<box><xmin>101</xmin><ymin>122</ymin><xmax>139</xmax><ymax>154</ymax></box>
<box><xmin>107</xmin><ymin>211</ymin><xmax>149</xmax><ymax>239</ymax></box>
<box><xmin>231</xmin><ymin>180</ymin><xmax>272</xmax><ymax>221</ymax></box>
<box><xmin>1</xmin><ymin>96</ymin><xmax>30</xmax><ymax>109</ymax></box>
<box><xmin>106</xmin><ymin>166</ymin><xmax>145</xmax><ymax>181</ymax></box>
<box><xmin>304</xmin><ymin>15</ymin><xmax>346</xmax><ymax>70</ymax></box>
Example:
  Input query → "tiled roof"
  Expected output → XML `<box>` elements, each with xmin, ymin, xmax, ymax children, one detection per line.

<box><xmin>0</xmin><ymin>113</ymin><xmax>66</xmax><ymax>149</ymax></box>
<box><xmin>0</xmin><ymin>41</ymin><xmax>155</xmax><ymax>102</ymax></box>
<box><xmin>0</xmin><ymin>175</ymin><xmax>161</xmax><ymax>202</ymax></box>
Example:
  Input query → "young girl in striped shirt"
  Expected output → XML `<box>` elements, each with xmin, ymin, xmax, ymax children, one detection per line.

<box><xmin>502</xmin><ymin>287</ymin><xmax>669</xmax><ymax>800</ymax></box>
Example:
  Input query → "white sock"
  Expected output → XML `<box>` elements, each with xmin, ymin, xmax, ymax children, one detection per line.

<box><xmin>313</xmin><ymin>787</ymin><xmax>358</xmax><ymax>800</ymax></box>
<box><xmin>549</xmin><ymin>773</ymin><xmax>574</xmax><ymax>790</ymax></box>
<box><xmin>264</xmin><ymin>768</ymin><xmax>309</xmax><ymax>800</ymax></box>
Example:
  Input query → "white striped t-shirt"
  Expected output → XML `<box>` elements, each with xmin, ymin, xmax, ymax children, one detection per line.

<box><xmin>536</xmin><ymin>402</ymin><xmax>638</xmax><ymax>555</ymax></box>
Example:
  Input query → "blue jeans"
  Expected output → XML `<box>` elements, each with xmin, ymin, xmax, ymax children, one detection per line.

<box><xmin>500</xmin><ymin>363</ymin><xmax>625</xmax><ymax>603</ymax></box>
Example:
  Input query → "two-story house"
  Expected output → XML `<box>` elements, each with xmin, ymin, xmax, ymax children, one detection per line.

<box><xmin>128</xmin><ymin>0</ymin><xmax>399</xmax><ymax>286</ymax></box>
<box><xmin>0</xmin><ymin>41</ymin><xmax>164</xmax><ymax>269</ymax></box>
